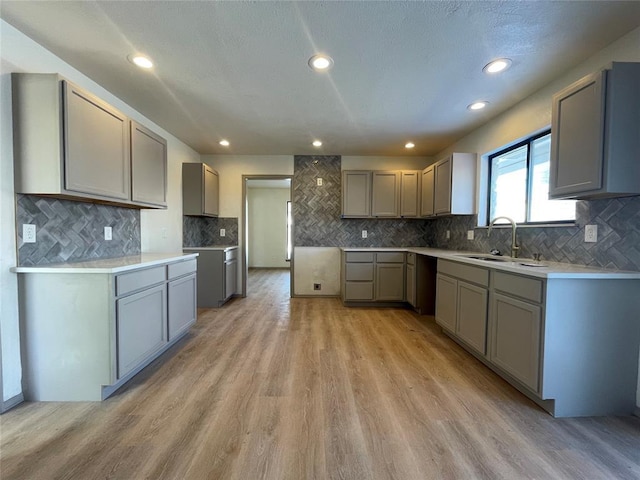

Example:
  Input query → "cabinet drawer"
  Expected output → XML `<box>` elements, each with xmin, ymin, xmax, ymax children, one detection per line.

<box><xmin>345</xmin><ymin>282</ymin><xmax>374</xmax><ymax>300</ymax></box>
<box><xmin>438</xmin><ymin>260</ymin><xmax>489</xmax><ymax>287</ymax></box>
<box><xmin>493</xmin><ymin>272</ymin><xmax>543</xmax><ymax>304</ymax></box>
<box><xmin>168</xmin><ymin>259</ymin><xmax>197</xmax><ymax>280</ymax></box>
<box><xmin>406</xmin><ymin>252</ymin><xmax>416</xmax><ymax>265</ymax></box>
<box><xmin>376</xmin><ymin>252</ymin><xmax>404</xmax><ymax>263</ymax></box>
<box><xmin>116</xmin><ymin>266</ymin><xmax>166</xmax><ymax>296</ymax></box>
<box><xmin>345</xmin><ymin>263</ymin><xmax>374</xmax><ymax>281</ymax></box>
<box><xmin>225</xmin><ymin>248</ymin><xmax>238</xmax><ymax>262</ymax></box>
<box><xmin>345</xmin><ymin>252</ymin><xmax>374</xmax><ymax>262</ymax></box>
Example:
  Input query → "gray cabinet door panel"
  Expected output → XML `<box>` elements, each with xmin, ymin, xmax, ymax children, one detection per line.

<box><xmin>406</xmin><ymin>262</ymin><xmax>416</xmax><ymax>306</ymax></box>
<box><xmin>456</xmin><ymin>281</ymin><xmax>488</xmax><ymax>355</ymax></box>
<box><xmin>436</xmin><ymin>274</ymin><xmax>457</xmax><ymax>332</ymax></box>
<box><xmin>400</xmin><ymin>171</ymin><xmax>419</xmax><ymax>217</ymax></box>
<box><xmin>342</xmin><ymin>171</ymin><xmax>371</xmax><ymax>217</ymax></box>
<box><xmin>372</xmin><ymin>171</ymin><xmax>400</xmax><ymax>217</ymax></box>
<box><xmin>550</xmin><ymin>71</ymin><xmax>605</xmax><ymax>196</ymax></box>
<box><xmin>434</xmin><ymin>157</ymin><xmax>452</xmax><ymax>214</ymax></box>
<box><xmin>224</xmin><ymin>259</ymin><xmax>237</xmax><ymax>300</ymax></box>
<box><xmin>168</xmin><ymin>274</ymin><xmax>197</xmax><ymax>340</ymax></box>
<box><xmin>375</xmin><ymin>263</ymin><xmax>404</xmax><ymax>301</ymax></box>
<box><xmin>63</xmin><ymin>81</ymin><xmax>130</xmax><ymax>200</ymax></box>
<box><xmin>131</xmin><ymin>121</ymin><xmax>167</xmax><ymax>207</ymax></box>
<box><xmin>345</xmin><ymin>282</ymin><xmax>374</xmax><ymax>300</ymax></box>
<box><xmin>204</xmin><ymin>167</ymin><xmax>219</xmax><ymax>216</ymax></box>
<box><xmin>116</xmin><ymin>284</ymin><xmax>168</xmax><ymax>379</ymax></box>
<box><xmin>490</xmin><ymin>293</ymin><xmax>541</xmax><ymax>393</ymax></box>
<box><xmin>421</xmin><ymin>166</ymin><xmax>435</xmax><ymax>217</ymax></box>
<box><xmin>345</xmin><ymin>263</ymin><xmax>374</xmax><ymax>281</ymax></box>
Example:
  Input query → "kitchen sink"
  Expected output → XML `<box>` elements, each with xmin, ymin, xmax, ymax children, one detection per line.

<box><xmin>455</xmin><ymin>254</ymin><xmax>511</xmax><ymax>262</ymax></box>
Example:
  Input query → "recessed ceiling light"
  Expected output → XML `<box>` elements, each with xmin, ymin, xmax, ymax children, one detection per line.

<box><xmin>128</xmin><ymin>54</ymin><xmax>153</xmax><ymax>69</ymax></box>
<box><xmin>483</xmin><ymin>58</ymin><xmax>512</xmax><ymax>74</ymax></box>
<box><xmin>219</xmin><ymin>139</ymin><xmax>230</xmax><ymax>146</ymax></box>
<box><xmin>468</xmin><ymin>101</ymin><xmax>489</xmax><ymax>111</ymax></box>
<box><xmin>405</xmin><ymin>142</ymin><xmax>415</xmax><ymax>149</ymax></box>
<box><xmin>308</xmin><ymin>54</ymin><xmax>334</xmax><ymax>72</ymax></box>
<box><xmin>312</xmin><ymin>140</ymin><xmax>323</xmax><ymax>147</ymax></box>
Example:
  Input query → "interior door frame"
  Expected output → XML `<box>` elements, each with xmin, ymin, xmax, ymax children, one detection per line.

<box><xmin>241</xmin><ymin>175</ymin><xmax>294</xmax><ymax>297</ymax></box>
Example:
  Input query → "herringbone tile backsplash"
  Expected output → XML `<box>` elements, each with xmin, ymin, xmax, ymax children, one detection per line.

<box><xmin>293</xmin><ymin>155</ymin><xmax>640</xmax><ymax>271</ymax></box>
<box><xmin>183</xmin><ymin>216</ymin><xmax>239</xmax><ymax>247</ymax></box>
<box><xmin>16</xmin><ymin>194</ymin><xmax>140</xmax><ymax>266</ymax></box>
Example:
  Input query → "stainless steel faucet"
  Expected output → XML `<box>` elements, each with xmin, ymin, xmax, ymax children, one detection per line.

<box><xmin>488</xmin><ymin>216</ymin><xmax>520</xmax><ymax>258</ymax></box>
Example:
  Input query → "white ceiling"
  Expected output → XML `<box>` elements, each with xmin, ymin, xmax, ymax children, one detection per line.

<box><xmin>1</xmin><ymin>1</ymin><xmax>639</xmax><ymax>156</ymax></box>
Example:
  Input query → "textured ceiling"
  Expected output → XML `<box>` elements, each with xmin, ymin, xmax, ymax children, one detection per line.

<box><xmin>1</xmin><ymin>1</ymin><xmax>639</xmax><ymax>156</ymax></box>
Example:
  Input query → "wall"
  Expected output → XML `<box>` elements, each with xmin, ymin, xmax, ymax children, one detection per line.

<box><xmin>0</xmin><ymin>20</ymin><xmax>200</xmax><ymax>406</ymax></box>
<box><xmin>183</xmin><ymin>217</ymin><xmax>239</xmax><ymax>247</ymax></box>
<box><xmin>429</xmin><ymin>26</ymin><xmax>640</xmax><ymax>409</ymax></box>
<box><xmin>247</xmin><ymin>187</ymin><xmax>290</xmax><ymax>268</ymax></box>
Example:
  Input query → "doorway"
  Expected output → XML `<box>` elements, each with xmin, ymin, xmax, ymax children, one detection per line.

<box><xmin>242</xmin><ymin>175</ymin><xmax>293</xmax><ymax>297</ymax></box>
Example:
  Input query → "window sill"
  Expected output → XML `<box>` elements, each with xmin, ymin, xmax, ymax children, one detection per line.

<box><xmin>476</xmin><ymin>222</ymin><xmax>577</xmax><ymax>229</ymax></box>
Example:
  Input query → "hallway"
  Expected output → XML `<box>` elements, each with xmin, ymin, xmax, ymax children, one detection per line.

<box><xmin>1</xmin><ymin>269</ymin><xmax>639</xmax><ymax>479</ymax></box>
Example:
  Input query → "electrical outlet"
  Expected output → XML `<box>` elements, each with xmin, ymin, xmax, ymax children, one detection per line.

<box><xmin>314</xmin><ymin>283</ymin><xmax>321</xmax><ymax>291</ymax></box>
<box><xmin>446</xmin><ymin>230</ymin><xmax>451</xmax><ymax>240</ymax></box>
<box><xmin>362</xmin><ymin>230</ymin><xmax>368</xmax><ymax>239</ymax></box>
<box><xmin>467</xmin><ymin>230</ymin><xmax>475</xmax><ymax>240</ymax></box>
<box><xmin>23</xmin><ymin>224</ymin><xmax>36</xmax><ymax>243</ymax></box>
<box><xmin>585</xmin><ymin>224</ymin><xmax>598</xmax><ymax>243</ymax></box>
<box><xmin>104</xmin><ymin>226</ymin><xmax>112</xmax><ymax>241</ymax></box>
<box><xmin>220</xmin><ymin>228</ymin><xmax>226</xmax><ymax>237</ymax></box>
<box><xmin>161</xmin><ymin>227</ymin><xmax>168</xmax><ymax>239</ymax></box>
<box><xmin>317</xmin><ymin>178</ymin><xmax>323</xmax><ymax>186</ymax></box>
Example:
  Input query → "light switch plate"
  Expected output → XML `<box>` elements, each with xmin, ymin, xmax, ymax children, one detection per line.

<box><xmin>585</xmin><ymin>224</ymin><xmax>598</xmax><ymax>242</ymax></box>
<box><xmin>23</xmin><ymin>224</ymin><xmax>36</xmax><ymax>243</ymax></box>
<box><xmin>104</xmin><ymin>226</ymin><xmax>112</xmax><ymax>241</ymax></box>
<box><xmin>446</xmin><ymin>230</ymin><xmax>451</xmax><ymax>240</ymax></box>
<box><xmin>467</xmin><ymin>230</ymin><xmax>475</xmax><ymax>240</ymax></box>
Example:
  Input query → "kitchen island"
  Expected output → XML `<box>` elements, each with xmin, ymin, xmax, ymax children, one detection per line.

<box><xmin>13</xmin><ymin>252</ymin><xmax>198</xmax><ymax>401</ymax></box>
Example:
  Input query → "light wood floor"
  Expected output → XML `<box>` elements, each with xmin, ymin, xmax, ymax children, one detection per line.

<box><xmin>2</xmin><ymin>268</ymin><xmax>640</xmax><ymax>480</ymax></box>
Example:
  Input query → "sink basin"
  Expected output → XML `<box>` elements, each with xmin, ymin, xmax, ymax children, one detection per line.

<box><xmin>518</xmin><ymin>262</ymin><xmax>546</xmax><ymax>268</ymax></box>
<box><xmin>455</xmin><ymin>254</ymin><xmax>511</xmax><ymax>262</ymax></box>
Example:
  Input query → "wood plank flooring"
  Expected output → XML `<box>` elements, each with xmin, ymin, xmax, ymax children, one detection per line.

<box><xmin>2</xmin><ymin>268</ymin><xmax>639</xmax><ymax>479</ymax></box>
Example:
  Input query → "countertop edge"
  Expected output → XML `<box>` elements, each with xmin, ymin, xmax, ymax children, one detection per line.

<box><xmin>11</xmin><ymin>252</ymin><xmax>198</xmax><ymax>274</ymax></box>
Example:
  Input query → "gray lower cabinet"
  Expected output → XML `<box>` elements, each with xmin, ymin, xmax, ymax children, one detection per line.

<box><xmin>182</xmin><ymin>163</ymin><xmax>220</xmax><ymax>216</ymax></box>
<box><xmin>342</xmin><ymin>251</ymin><xmax>405</xmax><ymax>303</ymax></box>
<box><xmin>435</xmin><ymin>260</ymin><xmax>489</xmax><ymax>355</ymax></box>
<box><xmin>12</xmin><ymin>73</ymin><xmax>167</xmax><ymax>208</ymax></box>
<box><xmin>550</xmin><ymin>62</ymin><xmax>640</xmax><ymax>199</ymax></box>
<box><xmin>406</xmin><ymin>253</ymin><xmax>416</xmax><ymax>306</ymax></box>
<box><xmin>16</xmin><ymin>255</ymin><xmax>198</xmax><ymax>401</ymax></box>
<box><xmin>117</xmin><ymin>284</ymin><xmax>168</xmax><ymax>379</ymax></box>
<box><xmin>490</xmin><ymin>292</ymin><xmax>541</xmax><ymax>392</ymax></box>
<box><xmin>184</xmin><ymin>247</ymin><xmax>238</xmax><ymax>307</ymax></box>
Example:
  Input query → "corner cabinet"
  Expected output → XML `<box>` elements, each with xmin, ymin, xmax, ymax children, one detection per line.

<box><xmin>550</xmin><ymin>62</ymin><xmax>640</xmax><ymax>199</ymax></box>
<box><xmin>12</xmin><ymin>73</ymin><xmax>167</xmax><ymax>208</ymax></box>
<box><xmin>16</xmin><ymin>255</ymin><xmax>198</xmax><ymax>401</ymax></box>
<box><xmin>421</xmin><ymin>153</ymin><xmax>476</xmax><ymax>217</ymax></box>
<box><xmin>182</xmin><ymin>163</ymin><xmax>220</xmax><ymax>217</ymax></box>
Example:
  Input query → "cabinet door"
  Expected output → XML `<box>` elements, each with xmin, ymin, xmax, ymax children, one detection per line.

<box><xmin>116</xmin><ymin>284</ymin><xmax>167</xmax><ymax>379</ymax></box>
<box><xmin>224</xmin><ymin>259</ymin><xmax>237</xmax><ymax>300</ymax></box>
<box><xmin>372</xmin><ymin>171</ymin><xmax>400</xmax><ymax>217</ymax></box>
<box><xmin>168</xmin><ymin>274</ymin><xmax>197</xmax><ymax>340</ymax></box>
<box><xmin>490</xmin><ymin>293</ymin><xmax>541</xmax><ymax>392</ymax></box>
<box><xmin>375</xmin><ymin>263</ymin><xmax>405</xmax><ymax>301</ymax></box>
<box><xmin>63</xmin><ymin>81</ymin><xmax>130</xmax><ymax>200</ymax></box>
<box><xmin>342</xmin><ymin>171</ymin><xmax>371</xmax><ymax>217</ymax></box>
<box><xmin>131</xmin><ymin>121</ymin><xmax>167</xmax><ymax>207</ymax></box>
<box><xmin>434</xmin><ymin>157</ymin><xmax>452</xmax><ymax>214</ymax></box>
<box><xmin>550</xmin><ymin>70</ymin><xmax>605</xmax><ymax>198</ymax></box>
<box><xmin>421</xmin><ymin>166</ymin><xmax>435</xmax><ymax>217</ymax></box>
<box><xmin>203</xmin><ymin>166</ymin><xmax>219</xmax><ymax>216</ymax></box>
<box><xmin>456</xmin><ymin>281</ymin><xmax>488</xmax><ymax>355</ymax></box>
<box><xmin>400</xmin><ymin>171</ymin><xmax>419</xmax><ymax>217</ymax></box>
<box><xmin>406</xmin><ymin>262</ymin><xmax>416</xmax><ymax>306</ymax></box>
<box><xmin>435</xmin><ymin>274</ymin><xmax>457</xmax><ymax>332</ymax></box>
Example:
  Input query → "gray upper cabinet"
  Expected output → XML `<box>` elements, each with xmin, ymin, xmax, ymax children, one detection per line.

<box><xmin>372</xmin><ymin>171</ymin><xmax>400</xmax><ymax>217</ymax></box>
<box><xmin>12</xmin><ymin>73</ymin><xmax>167</xmax><ymax>208</ymax></box>
<box><xmin>182</xmin><ymin>163</ymin><xmax>219</xmax><ymax>217</ymax></box>
<box><xmin>550</xmin><ymin>62</ymin><xmax>640</xmax><ymax>199</ymax></box>
<box><xmin>420</xmin><ymin>165</ymin><xmax>435</xmax><ymax>217</ymax></box>
<box><xmin>432</xmin><ymin>153</ymin><xmax>476</xmax><ymax>216</ymax></box>
<box><xmin>400</xmin><ymin>170</ymin><xmax>420</xmax><ymax>217</ymax></box>
<box><xmin>131</xmin><ymin>121</ymin><xmax>167</xmax><ymax>208</ymax></box>
<box><xmin>342</xmin><ymin>170</ymin><xmax>371</xmax><ymax>217</ymax></box>
<box><xmin>64</xmin><ymin>81</ymin><xmax>130</xmax><ymax>200</ymax></box>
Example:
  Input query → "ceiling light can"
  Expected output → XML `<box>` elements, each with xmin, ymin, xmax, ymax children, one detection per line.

<box><xmin>312</xmin><ymin>140</ymin><xmax>322</xmax><ymax>147</ymax></box>
<box><xmin>219</xmin><ymin>139</ymin><xmax>230</xmax><ymax>146</ymax></box>
<box><xmin>128</xmin><ymin>54</ymin><xmax>153</xmax><ymax>69</ymax></box>
<box><xmin>308</xmin><ymin>54</ymin><xmax>334</xmax><ymax>71</ymax></box>
<box><xmin>483</xmin><ymin>58</ymin><xmax>512</xmax><ymax>74</ymax></box>
<box><xmin>405</xmin><ymin>142</ymin><xmax>415</xmax><ymax>149</ymax></box>
<box><xmin>467</xmin><ymin>101</ymin><xmax>489</xmax><ymax>111</ymax></box>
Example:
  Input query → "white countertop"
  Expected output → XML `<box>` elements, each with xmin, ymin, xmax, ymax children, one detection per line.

<box><xmin>342</xmin><ymin>247</ymin><xmax>640</xmax><ymax>279</ymax></box>
<box><xmin>11</xmin><ymin>252</ymin><xmax>198</xmax><ymax>274</ymax></box>
<box><xmin>183</xmin><ymin>246</ymin><xmax>238</xmax><ymax>251</ymax></box>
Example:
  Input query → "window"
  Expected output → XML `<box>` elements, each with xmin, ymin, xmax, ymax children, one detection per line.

<box><xmin>488</xmin><ymin>131</ymin><xmax>575</xmax><ymax>224</ymax></box>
